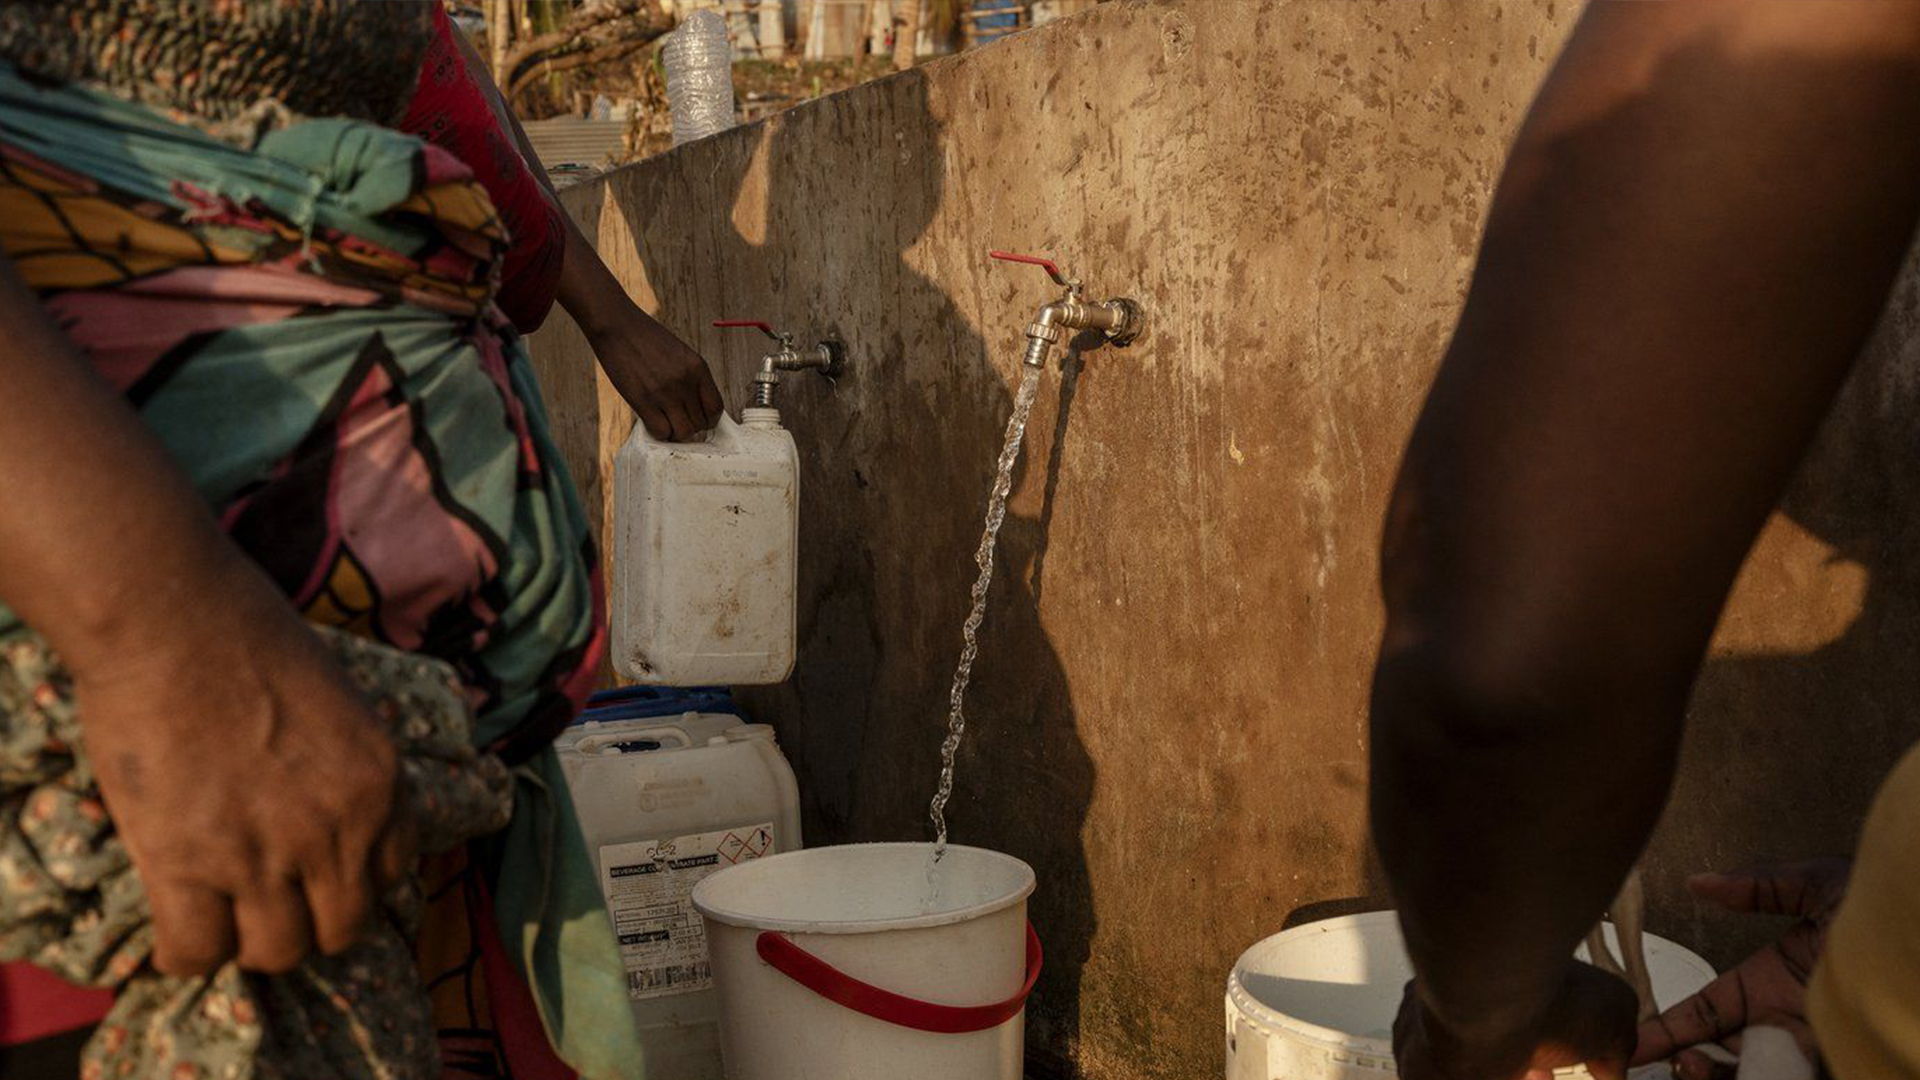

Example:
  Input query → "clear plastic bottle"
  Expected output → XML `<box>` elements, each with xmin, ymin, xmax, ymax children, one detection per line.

<box><xmin>661</xmin><ymin>9</ymin><xmax>737</xmax><ymax>146</ymax></box>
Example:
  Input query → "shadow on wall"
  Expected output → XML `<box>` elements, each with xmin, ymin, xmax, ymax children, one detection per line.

<box><xmin>1651</xmin><ymin>264</ymin><xmax>1920</xmax><ymax>967</ymax></box>
<box><xmin>1308</xmin><ymin>296</ymin><xmax>1920</xmax><ymax>966</ymax></box>
<box><xmin>613</xmin><ymin>72</ymin><xmax>1099</xmax><ymax>1075</ymax></box>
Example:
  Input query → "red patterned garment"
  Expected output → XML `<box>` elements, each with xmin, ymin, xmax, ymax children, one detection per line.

<box><xmin>401</xmin><ymin>3</ymin><xmax>568</xmax><ymax>334</ymax></box>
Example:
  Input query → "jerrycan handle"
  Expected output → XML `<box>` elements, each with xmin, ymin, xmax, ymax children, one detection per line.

<box><xmin>575</xmin><ymin>722</ymin><xmax>696</xmax><ymax>755</ymax></box>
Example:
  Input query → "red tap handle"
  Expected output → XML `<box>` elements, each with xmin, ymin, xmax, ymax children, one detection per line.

<box><xmin>988</xmin><ymin>250</ymin><xmax>1069</xmax><ymax>287</ymax></box>
<box><xmin>713</xmin><ymin>320</ymin><xmax>782</xmax><ymax>341</ymax></box>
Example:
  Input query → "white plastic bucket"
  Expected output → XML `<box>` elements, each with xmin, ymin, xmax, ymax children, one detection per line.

<box><xmin>691</xmin><ymin>842</ymin><xmax>1038</xmax><ymax>1080</ymax></box>
<box><xmin>1226</xmin><ymin>911</ymin><xmax>1715</xmax><ymax>1080</ymax></box>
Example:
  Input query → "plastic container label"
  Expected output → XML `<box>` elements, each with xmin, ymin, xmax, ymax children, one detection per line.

<box><xmin>599</xmin><ymin>824</ymin><xmax>777</xmax><ymax>1000</ymax></box>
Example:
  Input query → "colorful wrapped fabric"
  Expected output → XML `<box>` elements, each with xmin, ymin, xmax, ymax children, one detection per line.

<box><xmin>0</xmin><ymin>62</ymin><xmax>642</xmax><ymax>1079</ymax></box>
<box><xmin>0</xmin><ymin>626</ymin><xmax>512</xmax><ymax>1080</ymax></box>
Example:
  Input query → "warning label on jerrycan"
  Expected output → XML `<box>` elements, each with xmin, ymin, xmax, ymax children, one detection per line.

<box><xmin>598</xmin><ymin>824</ymin><xmax>776</xmax><ymax>1000</ymax></box>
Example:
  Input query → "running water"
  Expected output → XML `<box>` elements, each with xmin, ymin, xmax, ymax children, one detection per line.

<box><xmin>928</xmin><ymin>364</ymin><xmax>1045</xmax><ymax>865</ymax></box>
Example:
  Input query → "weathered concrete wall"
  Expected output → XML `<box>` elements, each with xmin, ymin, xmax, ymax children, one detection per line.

<box><xmin>526</xmin><ymin>3</ymin><xmax>1920</xmax><ymax>1076</ymax></box>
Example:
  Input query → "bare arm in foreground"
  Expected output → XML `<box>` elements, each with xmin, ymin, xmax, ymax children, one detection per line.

<box><xmin>1370</xmin><ymin>5</ymin><xmax>1920</xmax><ymax>1077</ymax></box>
<box><xmin>0</xmin><ymin>257</ymin><xmax>406</xmax><ymax>976</ymax></box>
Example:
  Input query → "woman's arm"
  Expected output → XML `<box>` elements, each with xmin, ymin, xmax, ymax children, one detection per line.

<box><xmin>1372</xmin><ymin>4</ymin><xmax>1920</xmax><ymax>1077</ymax></box>
<box><xmin>0</xmin><ymin>257</ymin><xmax>407</xmax><ymax>975</ymax></box>
<box><xmin>443</xmin><ymin>16</ymin><xmax>725</xmax><ymax>440</ymax></box>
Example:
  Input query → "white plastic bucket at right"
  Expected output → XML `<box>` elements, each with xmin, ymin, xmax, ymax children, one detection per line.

<box><xmin>1226</xmin><ymin>911</ymin><xmax>1716</xmax><ymax>1080</ymax></box>
<box><xmin>692</xmin><ymin>842</ymin><xmax>1037</xmax><ymax>1080</ymax></box>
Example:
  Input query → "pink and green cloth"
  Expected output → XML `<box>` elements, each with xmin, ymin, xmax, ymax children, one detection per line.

<box><xmin>0</xmin><ymin>61</ymin><xmax>644</xmax><ymax>1079</ymax></box>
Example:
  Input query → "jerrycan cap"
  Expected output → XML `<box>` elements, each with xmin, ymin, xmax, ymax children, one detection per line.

<box><xmin>723</xmin><ymin>724</ymin><xmax>777</xmax><ymax>743</ymax></box>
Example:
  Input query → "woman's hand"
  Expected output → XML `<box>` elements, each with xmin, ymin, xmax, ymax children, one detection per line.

<box><xmin>440</xmin><ymin>30</ymin><xmax>725</xmax><ymax>440</ymax></box>
<box><xmin>1395</xmin><ymin>961</ymin><xmax>1640</xmax><ymax>1080</ymax></box>
<box><xmin>581</xmin><ymin>301</ymin><xmax>725</xmax><ymax>442</ymax></box>
<box><xmin>76</xmin><ymin>558</ymin><xmax>411</xmax><ymax>977</ymax></box>
<box><xmin>0</xmin><ymin>255</ymin><xmax>411</xmax><ymax>977</ymax></box>
<box><xmin>552</xmin><ymin>210</ymin><xmax>724</xmax><ymax>442</ymax></box>
<box><xmin>1632</xmin><ymin>860</ymin><xmax>1850</xmax><ymax>1080</ymax></box>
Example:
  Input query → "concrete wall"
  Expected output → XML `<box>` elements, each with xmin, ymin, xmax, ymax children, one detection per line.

<box><xmin>526</xmin><ymin>3</ymin><xmax>1920</xmax><ymax>1076</ymax></box>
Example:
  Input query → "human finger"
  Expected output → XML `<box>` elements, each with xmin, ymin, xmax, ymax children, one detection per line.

<box><xmin>1687</xmin><ymin>859</ymin><xmax>1848</xmax><ymax>918</ymax></box>
<box><xmin>304</xmin><ymin>853</ymin><xmax>376</xmax><ymax>956</ymax></box>
<box><xmin>696</xmin><ymin>367</ymin><xmax>725</xmax><ymax>427</ymax></box>
<box><xmin>1635</xmin><ymin>963</ymin><xmax>1759</xmax><ymax>1064</ymax></box>
<box><xmin>636</xmin><ymin>402</ymin><xmax>674</xmax><ymax>441</ymax></box>
<box><xmin>233</xmin><ymin>878</ymin><xmax>315</xmax><ymax>974</ymax></box>
<box><xmin>148</xmin><ymin>881</ymin><xmax>238</xmax><ymax>976</ymax></box>
<box><xmin>660</xmin><ymin>396</ymin><xmax>700</xmax><ymax>442</ymax></box>
<box><xmin>374</xmin><ymin>812</ymin><xmax>417</xmax><ymax>892</ymax></box>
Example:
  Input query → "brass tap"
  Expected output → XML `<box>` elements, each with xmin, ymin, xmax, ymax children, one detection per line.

<box><xmin>713</xmin><ymin>320</ymin><xmax>846</xmax><ymax>411</ymax></box>
<box><xmin>989</xmin><ymin>250</ymin><xmax>1144</xmax><ymax>369</ymax></box>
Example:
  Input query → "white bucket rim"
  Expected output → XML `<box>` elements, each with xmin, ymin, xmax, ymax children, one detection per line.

<box><xmin>1226</xmin><ymin>910</ymin><xmax>1718</xmax><ymax>1071</ymax></box>
<box><xmin>1227</xmin><ymin>912</ymin><xmax>1404</xmax><ymax>1060</ymax></box>
<box><xmin>692</xmin><ymin>841</ymin><xmax>1036</xmax><ymax>935</ymax></box>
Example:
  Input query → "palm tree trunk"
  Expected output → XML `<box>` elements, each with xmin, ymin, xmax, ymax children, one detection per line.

<box><xmin>892</xmin><ymin>0</ymin><xmax>921</xmax><ymax>69</ymax></box>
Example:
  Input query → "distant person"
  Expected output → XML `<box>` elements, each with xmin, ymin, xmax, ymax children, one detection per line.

<box><xmin>0</xmin><ymin>2</ymin><xmax>713</xmax><ymax>1077</ymax></box>
<box><xmin>1367</xmin><ymin>4</ymin><xmax>1920</xmax><ymax>1079</ymax></box>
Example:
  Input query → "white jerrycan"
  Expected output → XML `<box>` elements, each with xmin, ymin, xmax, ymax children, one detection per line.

<box><xmin>558</xmin><ymin>709</ymin><xmax>804</xmax><ymax>1080</ymax></box>
<box><xmin>612</xmin><ymin>408</ymin><xmax>798</xmax><ymax>685</ymax></box>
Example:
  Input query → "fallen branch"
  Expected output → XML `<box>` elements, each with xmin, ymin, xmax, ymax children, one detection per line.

<box><xmin>507</xmin><ymin>36</ymin><xmax>657</xmax><ymax>101</ymax></box>
<box><xmin>501</xmin><ymin>0</ymin><xmax>672</xmax><ymax>101</ymax></box>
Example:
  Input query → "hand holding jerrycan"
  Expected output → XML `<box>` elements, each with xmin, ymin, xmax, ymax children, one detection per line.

<box><xmin>612</xmin><ymin>319</ymin><xmax>841</xmax><ymax>688</ymax></box>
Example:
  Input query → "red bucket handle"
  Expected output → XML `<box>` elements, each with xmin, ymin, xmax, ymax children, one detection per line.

<box><xmin>754</xmin><ymin>922</ymin><xmax>1042</xmax><ymax>1034</ymax></box>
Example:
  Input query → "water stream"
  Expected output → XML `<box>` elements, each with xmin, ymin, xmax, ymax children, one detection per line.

<box><xmin>927</xmin><ymin>363</ymin><xmax>1045</xmax><ymax>869</ymax></box>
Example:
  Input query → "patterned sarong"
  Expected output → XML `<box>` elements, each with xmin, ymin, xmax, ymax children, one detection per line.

<box><xmin>0</xmin><ymin>61</ymin><xmax>642</xmax><ymax>1079</ymax></box>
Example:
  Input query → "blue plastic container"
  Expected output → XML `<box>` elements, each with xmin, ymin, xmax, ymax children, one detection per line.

<box><xmin>577</xmin><ymin>684</ymin><xmax>740</xmax><ymax>725</ymax></box>
<box><xmin>970</xmin><ymin>0</ymin><xmax>1022</xmax><ymax>43</ymax></box>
